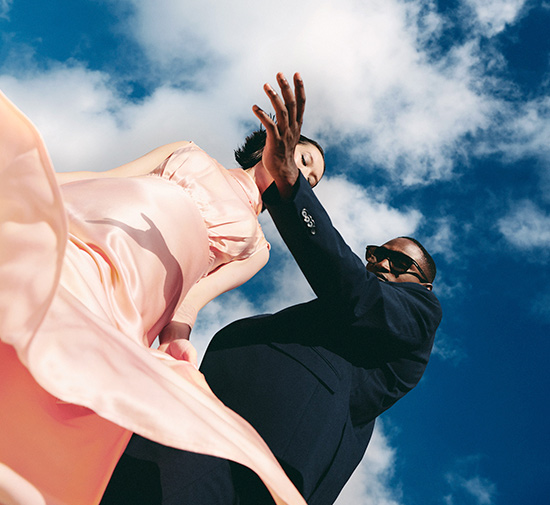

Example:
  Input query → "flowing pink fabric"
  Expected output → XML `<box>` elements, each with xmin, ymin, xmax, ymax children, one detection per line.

<box><xmin>0</xmin><ymin>91</ymin><xmax>305</xmax><ymax>505</ymax></box>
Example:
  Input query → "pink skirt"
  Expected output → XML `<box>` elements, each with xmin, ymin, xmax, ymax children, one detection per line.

<box><xmin>0</xmin><ymin>90</ymin><xmax>305</xmax><ymax>505</ymax></box>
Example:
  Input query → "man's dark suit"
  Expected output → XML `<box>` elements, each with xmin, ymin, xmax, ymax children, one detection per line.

<box><xmin>102</xmin><ymin>174</ymin><xmax>442</xmax><ymax>505</ymax></box>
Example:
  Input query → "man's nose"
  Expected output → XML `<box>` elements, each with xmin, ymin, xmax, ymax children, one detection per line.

<box><xmin>377</xmin><ymin>258</ymin><xmax>391</xmax><ymax>272</ymax></box>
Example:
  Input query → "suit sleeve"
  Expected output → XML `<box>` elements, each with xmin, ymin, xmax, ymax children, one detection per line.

<box><xmin>263</xmin><ymin>174</ymin><xmax>442</xmax><ymax>348</ymax></box>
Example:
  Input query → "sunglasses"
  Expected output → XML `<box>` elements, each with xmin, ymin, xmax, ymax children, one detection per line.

<box><xmin>365</xmin><ymin>245</ymin><xmax>429</xmax><ymax>283</ymax></box>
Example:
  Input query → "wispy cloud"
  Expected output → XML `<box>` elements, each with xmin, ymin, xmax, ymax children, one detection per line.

<box><xmin>0</xmin><ymin>0</ymin><xmax>12</xmax><ymax>19</ymax></box>
<box><xmin>101</xmin><ymin>0</ymin><xmax>505</xmax><ymax>184</ymax></box>
<box><xmin>115</xmin><ymin>0</ymin><xmax>546</xmax><ymax>192</ymax></box>
<box><xmin>432</xmin><ymin>329</ymin><xmax>467</xmax><ymax>364</ymax></box>
<box><xmin>444</xmin><ymin>455</ymin><xmax>497</xmax><ymax>505</ymax></box>
<box><xmin>532</xmin><ymin>289</ymin><xmax>550</xmax><ymax>324</ymax></box>
<box><xmin>334</xmin><ymin>421</ymin><xmax>403</xmax><ymax>505</ymax></box>
<box><xmin>480</xmin><ymin>96</ymin><xmax>550</xmax><ymax>173</ymax></box>
<box><xmin>497</xmin><ymin>200</ymin><xmax>550</xmax><ymax>250</ymax></box>
<box><xmin>445</xmin><ymin>473</ymin><xmax>497</xmax><ymax>505</ymax></box>
<box><xmin>1</xmin><ymin>0</ymin><xmax>545</xmax><ymax>191</ymax></box>
<box><xmin>0</xmin><ymin>64</ymin><xmax>252</xmax><ymax>174</ymax></box>
<box><xmin>463</xmin><ymin>0</ymin><xmax>529</xmax><ymax>37</ymax></box>
<box><xmin>190</xmin><ymin>290</ymin><xmax>258</xmax><ymax>362</ymax></box>
<box><xmin>315</xmin><ymin>176</ymin><xmax>423</xmax><ymax>253</ymax></box>
<box><xmin>421</xmin><ymin>217</ymin><xmax>458</xmax><ymax>264</ymax></box>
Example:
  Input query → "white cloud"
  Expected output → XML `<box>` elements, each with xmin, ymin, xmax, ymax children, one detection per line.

<box><xmin>3</xmin><ymin>0</ymin><xmax>541</xmax><ymax>188</ymax></box>
<box><xmin>315</xmin><ymin>176</ymin><xmax>423</xmax><ymax>254</ymax></box>
<box><xmin>532</xmin><ymin>289</ymin><xmax>550</xmax><ymax>323</ymax></box>
<box><xmin>497</xmin><ymin>200</ymin><xmax>550</xmax><ymax>250</ymax></box>
<box><xmin>474</xmin><ymin>96</ymin><xmax>550</xmax><ymax>212</ymax></box>
<box><xmin>0</xmin><ymin>0</ymin><xmax>12</xmax><ymax>19</ymax></box>
<box><xmin>431</xmin><ymin>274</ymin><xmax>464</xmax><ymax>301</ymax></box>
<box><xmin>445</xmin><ymin>472</ymin><xmax>497</xmax><ymax>505</ymax></box>
<box><xmin>484</xmin><ymin>96</ymin><xmax>550</xmax><ymax>167</ymax></box>
<box><xmin>108</xmin><ymin>0</ymin><xmax>498</xmax><ymax>184</ymax></box>
<box><xmin>258</xmin><ymin>257</ymin><xmax>317</xmax><ymax>314</ymax></box>
<box><xmin>422</xmin><ymin>217</ymin><xmax>457</xmax><ymax>263</ymax></box>
<box><xmin>463</xmin><ymin>0</ymin><xmax>528</xmax><ymax>37</ymax></box>
<box><xmin>190</xmin><ymin>290</ymin><xmax>258</xmax><ymax>363</ymax></box>
<box><xmin>444</xmin><ymin>455</ymin><xmax>497</xmax><ymax>505</ymax></box>
<box><xmin>432</xmin><ymin>329</ymin><xmax>467</xmax><ymax>364</ymax></box>
<box><xmin>0</xmin><ymin>67</ymin><xmax>126</xmax><ymax>170</ymax></box>
<box><xmin>335</xmin><ymin>421</ymin><xmax>402</xmax><ymax>505</ymax></box>
<box><xmin>0</xmin><ymin>63</ymin><xmax>248</xmax><ymax>175</ymax></box>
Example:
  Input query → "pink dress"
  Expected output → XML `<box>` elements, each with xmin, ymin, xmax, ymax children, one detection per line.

<box><xmin>0</xmin><ymin>91</ymin><xmax>306</xmax><ymax>505</ymax></box>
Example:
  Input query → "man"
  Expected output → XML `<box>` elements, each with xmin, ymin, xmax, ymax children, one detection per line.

<box><xmin>102</xmin><ymin>73</ymin><xmax>442</xmax><ymax>505</ymax></box>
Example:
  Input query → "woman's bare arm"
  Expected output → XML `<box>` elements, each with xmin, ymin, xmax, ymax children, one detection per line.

<box><xmin>55</xmin><ymin>141</ymin><xmax>191</xmax><ymax>184</ymax></box>
<box><xmin>158</xmin><ymin>245</ymin><xmax>270</xmax><ymax>350</ymax></box>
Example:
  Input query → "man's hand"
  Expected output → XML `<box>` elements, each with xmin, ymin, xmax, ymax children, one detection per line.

<box><xmin>253</xmin><ymin>72</ymin><xmax>305</xmax><ymax>199</ymax></box>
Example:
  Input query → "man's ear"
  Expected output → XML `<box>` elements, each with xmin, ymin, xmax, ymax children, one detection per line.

<box><xmin>423</xmin><ymin>282</ymin><xmax>433</xmax><ymax>291</ymax></box>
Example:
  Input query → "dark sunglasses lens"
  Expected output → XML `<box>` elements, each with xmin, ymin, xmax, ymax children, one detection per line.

<box><xmin>366</xmin><ymin>246</ymin><xmax>421</xmax><ymax>278</ymax></box>
<box><xmin>367</xmin><ymin>246</ymin><xmax>389</xmax><ymax>264</ymax></box>
<box><xmin>365</xmin><ymin>246</ymin><xmax>377</xmax><ymax>262</ymax></box>
<box><xmin>388</xmin><ymin>251</ymin><xmax>412</xmax><ymax>273</ymax></box>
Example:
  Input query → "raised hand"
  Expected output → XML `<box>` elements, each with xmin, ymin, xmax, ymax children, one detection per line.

<box><xmin>253</xmin><ymin>72</ymin><xmax>305</xmax><ymax>199</ymax></box>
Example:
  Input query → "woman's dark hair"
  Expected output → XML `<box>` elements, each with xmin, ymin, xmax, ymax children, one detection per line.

<box><xmin>234</xmin><ymin>127</ymin><xmax>324</xmax><ymax>169</ymax></box>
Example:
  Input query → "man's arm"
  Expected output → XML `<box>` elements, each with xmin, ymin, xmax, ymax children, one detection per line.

<box><xmin>264</xmin><ymin>172</ymin><xmax>441</xmax><ymax>344</ymax></box>
<box><xmin>255</xmin><ymin>73</ymin><xmax>441</xmax><ymax>341</ymax></box>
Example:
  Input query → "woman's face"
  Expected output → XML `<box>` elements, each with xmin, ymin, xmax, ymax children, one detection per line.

<box><xmin>294</xmin><ymin>143</ymin><xmax>325</xmax><ymax>188</ymax></box>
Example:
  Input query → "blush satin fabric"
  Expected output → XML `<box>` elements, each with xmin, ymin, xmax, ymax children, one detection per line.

<box><xmin>0</xmin><ymin>91</ymin><xmax>305</xmax><ymax>505</ymax></box>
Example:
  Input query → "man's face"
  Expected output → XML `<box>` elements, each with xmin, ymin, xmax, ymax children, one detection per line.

<box><xmin>365</xmin><ymin>238</ymin><xmax>433</xmax><ymax>290</ymax></box>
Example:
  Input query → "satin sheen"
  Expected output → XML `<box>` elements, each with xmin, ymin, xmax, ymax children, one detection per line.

<box><xmin>0</xmin><ymin>91</ymin><xmax>305</xmax><ymax>505</ymax></box>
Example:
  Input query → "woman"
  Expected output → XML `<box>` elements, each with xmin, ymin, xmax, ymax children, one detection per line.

<box><xmin>0</xmin><ymin>73</ymin><xmax>323</xmax><ymax>505</ymax></box>
<box><xmin>53</xmin><ymin>129</ymin><xmax>323</xmax><ymax>363</ymax></box>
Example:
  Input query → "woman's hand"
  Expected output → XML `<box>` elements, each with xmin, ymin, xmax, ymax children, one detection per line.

<box><xmin>253</xmin><ymin>72</ymin><xmax>306</xmax><ymax>199</ymax></box>
<box><xmin>158</xmin><ymin>321</ymin><xmax>197</xmax><ymax>366</ymax></box>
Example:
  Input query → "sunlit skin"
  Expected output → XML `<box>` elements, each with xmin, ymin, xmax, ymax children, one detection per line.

<box><xmin>295</xmin><ymin>142</ymin><xmax>325</xmax><ymax>188</ymax></box>
<box><xmin>366</xmin><ymin>237</ymin><xmax>433</xmax><ymax>291</ymax></box>
<box><xmin>246</xmin><ymin>141</ymin><xmax>325</xmax><ymax>195</ymax></box>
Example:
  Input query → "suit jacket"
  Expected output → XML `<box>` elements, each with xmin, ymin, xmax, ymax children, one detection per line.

<box><xmin>199</xmin><ymin>175</ymin><xmax>442</xmax><ymax>504</ymax></box>
<box><xmin>102</xmin><ymin>174</ymin><xmax>442</xmax><ymax>505</ymax></box>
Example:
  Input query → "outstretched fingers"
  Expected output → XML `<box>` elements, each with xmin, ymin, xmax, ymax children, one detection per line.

<box><xmin>294</xmin><ymin>72</ymin><xmax>305</xmax><ymax>127</ymax></box>
<box><xmin>251</xmin><ymin>72</ymin><xmax>306</xmax><ymax>198</ymax></box>
<box><xmin>276</xmin><ymin>72</ymin><xmax>296</xmax><ymax>127</ymax></box>
<box><xmin>252</xmin><ymin>72</ymin><xmax>305</xmax><ymax>138</ymax></box>
<box><xmin>252</xmin><ymin>103</ymin><xmax>280</xmax><ymax>141</ymax></box>
<box><xmin>262</xmin><ymin>80</ymin><xmax>288</xmax><ymax>136</ymax></box>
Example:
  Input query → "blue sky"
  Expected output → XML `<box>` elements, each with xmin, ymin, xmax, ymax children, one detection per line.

<box><xmin>1</xmin><ymin>1</ymin><xmax>549</xmax><ymax>504</ymax></box>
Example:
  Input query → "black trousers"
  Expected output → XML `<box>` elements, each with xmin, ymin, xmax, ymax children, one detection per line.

<box><xmin>100</xmin><ymin>436</ymin><xmax>275</xmax><ymax>505</ymax></box>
